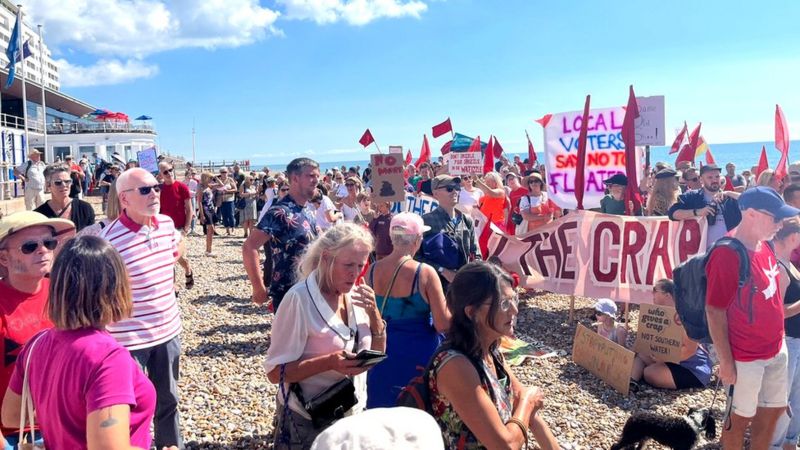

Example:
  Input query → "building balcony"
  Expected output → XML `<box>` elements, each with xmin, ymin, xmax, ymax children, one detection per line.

<box><xmin>47</xmin><ymin>121</ymin><xmax>156</xmax><ymax>135</ymax></box>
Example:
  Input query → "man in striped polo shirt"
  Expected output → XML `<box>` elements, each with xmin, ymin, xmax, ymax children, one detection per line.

<box><xmin>100</xmin><ymin>167</ymin><xmax>183</xmax><ymax>449</ymax></box>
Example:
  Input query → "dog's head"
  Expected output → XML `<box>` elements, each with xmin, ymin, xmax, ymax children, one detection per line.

<box><xmin>687</xmin><ymin>407</ymin><xmax>716</xmax><ymax>440</ymax></box>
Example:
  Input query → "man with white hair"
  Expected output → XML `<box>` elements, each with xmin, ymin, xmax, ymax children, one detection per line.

<box><xmin>99</xmin><ymin>167</ymin><xmax>184</xmax><ymax>449</ymax></box>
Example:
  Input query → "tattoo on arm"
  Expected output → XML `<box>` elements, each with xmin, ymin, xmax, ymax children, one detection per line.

<box><xmin>100</xmin><ymin>410</ymin><xmax>118</xmax><ymax>428</ymax></box>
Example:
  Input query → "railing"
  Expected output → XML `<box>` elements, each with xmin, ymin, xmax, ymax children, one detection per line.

<box><xmin>0</xmin><ymin>112</ymin><xmax>44</xmax><ymax>133</ymax></box>
<box><xmin>47</xmin><ymin>122</ymin><xmax>156</xmax><ymax>135</ymax></box>
<box><xmin>191</xmin><ymin>160</ymin><xmax>252</xmax><ymax>173</ymax></box>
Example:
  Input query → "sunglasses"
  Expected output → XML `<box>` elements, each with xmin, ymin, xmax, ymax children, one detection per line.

<box><xmin>125</xmin><ymin>184</ymin><xmax>162</xmax><ymax>195</ymax></box>
<box><xmin>9</xmin><ymin>237</ymin><xmax>59</xmax><ymax>255</ymax></box>
<box><xmin>438</xmin><ymin>185</ymin><xmax>460</xmax><ymax>193</ymax></box>
<box><xmin>162</xmin><ymin>168</ymin><xmax>174</xmax><ymax>175</ymax></box>
<box><xmin>51</xmin><ymin>179</ymin><xmax>72</xmax><ymax>187</ymax></box>
<box><xmin>345</xmin><ymin>183</ymin><xmax>357</xmax><ymax>188</ymax></box>
<box><xmin>280</xmin><ymin>188</ymin><xmax>290</xmax><ymax>192</ymax></box>
<box><xmin>688</xmin><ymin>177</ymin><xmax>699</xmax><ymax>182</ymax></box>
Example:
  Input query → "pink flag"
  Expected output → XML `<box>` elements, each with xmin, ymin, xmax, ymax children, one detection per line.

<box><xmin>535</xmin><ymin>114</ymin><xmax>553</xmax><ymax>127</ymax></box>
<box><xmin>775</xmin><ymin>104</ymin><xmax>790</xmax><ymax>181</ymax></box>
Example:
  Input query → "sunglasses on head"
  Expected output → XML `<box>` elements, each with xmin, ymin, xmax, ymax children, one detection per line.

<box><xmin>10</xmin><ymin>237</ymin><xmax>59</xmax><ymax>255</ymax></box>
<box><xmin>51</xmin><ymin>179</ymin><xmax>72</xmax><ymax>187</ymax></box>
<box><xmin>126</xmin><ymin>184</ymin><xmax>162</xmax><ymax>195</ymax></box>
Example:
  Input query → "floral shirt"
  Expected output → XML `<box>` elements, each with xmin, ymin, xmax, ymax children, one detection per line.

<box><xmin>256</xmin><ymin>194</ymin><xmax>318</xmax><ymax>308</ymax></box>
<box><xmin>428</xmin><ymin>348</ymin><xmax>514</xmax><ymax>450</ymax></box>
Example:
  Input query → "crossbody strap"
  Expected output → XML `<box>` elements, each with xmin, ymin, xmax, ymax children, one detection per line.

<box><xmin>19</xmin><ymin>331</ymin><xmax>47</xmax><ymax>444</ymax></box>
<box><xmin>379</xmin><ymin>257</ymin><xmax>411</xmax><ymax>314</ymax></box>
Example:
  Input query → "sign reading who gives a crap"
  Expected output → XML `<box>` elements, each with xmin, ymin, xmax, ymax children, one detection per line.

<box><xmin>543</xmin><ymin>106</ymin><xmax>643</xmax><ymax>209</ymax></box>
<box><xmin>370</xmin><ymin>153</ymin><xmax>406</xmax><ymax>203</ymax></box>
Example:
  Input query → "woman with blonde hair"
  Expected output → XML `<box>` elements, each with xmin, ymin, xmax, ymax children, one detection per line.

<box><xmin>475</xmin><ymin>172</ymin><xmax>509</xmax><ymax>229</ymax></box>
<box><xmin>646</xmin><ymin>168</ymin><xmax>680</xmax><ymax>216</ymax></box>
<box><xmin>264</xmin><ymin>223</ymin><xmax>387</xmax><ymax>449</ymax></box>
<box><xmin>340</xmin><ymin>177</ymin><xmax>364</xmax><ymax>222</ymax></box>
<box><xmin>758</xmin><ymin>169</ymin><xmax>784</xmax><ymax>192</ymax></box>
<box><xmin>1</xmin><ymin>236</ymin><xmax>159</xmax><ymax>449</ymax></box>
<box><xmin>78</xmin><ymin>180</ymin><xmax>121</xmax><ymax>236</ymax></box>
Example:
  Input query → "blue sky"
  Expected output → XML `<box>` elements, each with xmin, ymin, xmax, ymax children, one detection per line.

<box><xmin>29</xmin><ymin>0</ymin><xmax>800</xmax><ymax>165</ymax></box>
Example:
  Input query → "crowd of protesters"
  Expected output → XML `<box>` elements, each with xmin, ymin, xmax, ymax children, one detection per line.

<box><xmin>4</xmin><ymin>146</ymin><xmax>800</xmax><ymax>450</ymax></box>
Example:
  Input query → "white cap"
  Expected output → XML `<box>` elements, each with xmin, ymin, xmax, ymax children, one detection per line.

<box><xmin>594</xmin><ymin>298</ymin><xmax>618</xmax><ymax>317</ymax></box>
<box><xmin>310</xmin><ymin>407</ymin><xmax>444</xmax><ymax>450</ymax></box>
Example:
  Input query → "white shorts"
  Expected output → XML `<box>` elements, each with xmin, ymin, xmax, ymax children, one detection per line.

<box><xmin>727</xmin><ymin>341</ymin><xmax>789</xmax><ymax>419</ymax></box>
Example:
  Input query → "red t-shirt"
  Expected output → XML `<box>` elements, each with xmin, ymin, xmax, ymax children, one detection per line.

<box><xmin>706</xmin><ymin>243</ymin><xmax>784</xmax><ymax>362</ymax></box>
<box><xmin>159</xmin><ymin>181</ymin><xmax>191</xmax><ymax>229</ymax></box>
<box><xmin>0</xmin><ymin>279</ymin><xmax>53</xmax><ymax>436</ymax></box>
<box><xmin>505</xmin><ymin>187</ymin><xmax>529</xmax><ymax>234</ymax></box>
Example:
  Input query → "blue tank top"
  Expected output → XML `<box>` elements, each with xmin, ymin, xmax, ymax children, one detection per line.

<box><xmin>368</xmin><ymin>262</ymin><xmax>431</xmax><ymax>321</ymax></box>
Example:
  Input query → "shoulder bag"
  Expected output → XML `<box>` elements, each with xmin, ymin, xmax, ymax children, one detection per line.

<box><xmin>19</xmin><ymin>332</ymin><xmax>47</xmax><ymax>450</ymax></box>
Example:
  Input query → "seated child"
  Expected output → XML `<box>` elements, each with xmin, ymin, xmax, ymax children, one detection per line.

<box><xmin>594</xmin><ymin>298</ymin><xmax>627</xmax><ymax>346</ymax></box>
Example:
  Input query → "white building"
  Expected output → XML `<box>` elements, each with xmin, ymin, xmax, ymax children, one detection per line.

<box><xmin>0</xmin><ymin>0</ymin><xmax>59</xmax><ymax>90</ymax></box>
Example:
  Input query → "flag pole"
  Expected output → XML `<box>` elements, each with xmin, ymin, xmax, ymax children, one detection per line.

<box><xmin>372</xmin><ymin>141</ymin><xmax>382</xmax><ymax>154</ymax></box>
<box><xmin>16</xmin><ymin>5</ymin><xmax>29</xmax><ymax>155</ymax></box>
<box><xmin>37</xmin><ymin>24</ymin><xmax>47</xmax><ymax>156</ymax></box>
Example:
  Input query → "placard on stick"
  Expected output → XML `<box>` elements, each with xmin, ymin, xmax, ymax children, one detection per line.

<box><xmin>448</xmin><ymin>152</ymin><xmax>482</xmax><ymax>176</ymax></box>
<box><xmin>370</xmin><ymin>153</ymin><xmax>405</xmax><ymax>202</ymax></box>
<box><xmin>137</xmin><ymin>147</ymin><xmax>159</xmax><ymax>174</ymax></box>
<box><xmin>633</xmin><ymin>304</ymin><xmax>683</xmax><ymax>363</ymax></box>
<box><xmin>572</xmin><ymin>324</ymin><xmax>635</xmax><ymax>395</ymax></box>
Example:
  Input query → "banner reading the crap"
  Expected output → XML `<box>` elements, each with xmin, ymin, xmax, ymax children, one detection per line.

<box><xmin>543</xmin><ymin>106</ymin><xmax>643</xmax><ymax>209</ymax></box>
<box><xmin>485</xmin><ymin>211</ymin><xmax>706</xmax><ymax>303</ymax></box>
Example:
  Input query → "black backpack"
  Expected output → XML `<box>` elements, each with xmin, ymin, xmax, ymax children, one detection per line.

<box><xmin>673</xmin><ymin>237</ymin><xmax>754</xmax><ymax>344</ymax></box>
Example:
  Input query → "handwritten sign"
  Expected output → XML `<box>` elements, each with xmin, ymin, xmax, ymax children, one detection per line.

<box><xmin>634</xmin><ymin>305</ymin><xmax>683</xmax><ymax>363</ymax></box>
<box><xmin>572</xmin><ymin>324</ymin><xmax>635</xmax><ymax>395</ymax></box>
<box><xmin>391</xmin><ymin>193</ymin><xmax>439</xmax><ymax>215</ymax></box>
<box><xmin>635</xmin><ymin>96</ymin><xmax>666</xmax><ymax>146</ymax></box>
<box><xmin>544</xmin><ymin>106</ymin><xmax>642</xmax><ymax>209</ymax></box>
<box><xmin>448</xmin><ymin>152</ymin><xmax>482</xmax><ymax>176</ymax></box>
<box><xmin>137</xmin><ymin>147</ymin><xmax>159</xmax><ymax>174</ymax></box>
<box><xmin>371</xmin><ymin>153</ymin><xmax>405</xmax><ymax>202</ymax></box>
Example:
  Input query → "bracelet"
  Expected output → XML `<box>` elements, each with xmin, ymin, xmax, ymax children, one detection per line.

<box><xmin>506</xmin><ymin>417</ymin><xmax>529</xmax><ymax>448</ymax></box>
<box><xmin>371</xmin><ymin>319</ymin><xmax>387</xmax><ymax>338</ymax></box>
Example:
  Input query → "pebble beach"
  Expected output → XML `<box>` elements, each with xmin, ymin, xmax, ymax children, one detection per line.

<box><xmin>177</xmin><ymin>231</ymin><xmax>724</xmax><ymax>449</ymax></box>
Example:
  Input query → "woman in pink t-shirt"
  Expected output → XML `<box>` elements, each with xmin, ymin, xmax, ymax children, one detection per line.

<box><xmin>1</xmin><ymin>236</ymin><xmax>159</xmax><ymax>450</ymax></box>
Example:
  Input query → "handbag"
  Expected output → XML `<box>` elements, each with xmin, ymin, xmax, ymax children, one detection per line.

<box><xmin>19</xmin><ymin>332</ymin><xmax>46</xmax><ymax>450</ymax></box>
<box><xmin>291</xmin><ymin>377</ymin><xmax>357</xmax><ymax>429</ymax></box>
<box><xmin>511</xmin><ymin>212</ymin><xmax>524</xmax><ymax>226</ymax></box>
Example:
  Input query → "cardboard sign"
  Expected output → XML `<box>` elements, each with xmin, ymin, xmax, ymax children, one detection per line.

<box><xmin>371</xmin><ymin>153</ymin><xmax>405</xmax><ymax>202</ymax></box>
<box><xmin>137</xmin><ymin>147</ymin><xmax>159</xmax><ymax>174</ymax></box>
<box><xmin>448</xmin><ymin>152</ymin><xmax>483</xmax><ymax>176</ymax></box>
<box><xmin>388</xmin><ymin>145</ymin><xmax>403</xmax><ymax>154</ymax></box>
<box><xmin>635</xmin><ymin>96</ymin><xmax>666</xmax><ymax>146</ymax></box>
<box><xmin>485</xmin><ymin>211</ymin><xmax>707</xmax><ymax>303</ymax></box>
<box><xmin>543</xmin><ymin>106</ymin><xmax>643</xmax><ymax>209</ymax></box>
<box><xmin>572</xmin><ymin>324</ymin><xmax>635</xmax><ymax>395</ymax></box>
<box><xmin>633</xmin><ymin>305</ymin><xmax>683</xmax><ymax>363</ymax></box>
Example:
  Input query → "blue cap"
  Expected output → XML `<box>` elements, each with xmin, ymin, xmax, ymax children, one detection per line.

<box><xmin>739</xmin><ymin>186</ymin><xmax>800</xmax><ymax>219</ymax></box>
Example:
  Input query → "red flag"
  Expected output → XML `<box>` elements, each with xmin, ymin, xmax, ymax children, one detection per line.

<box><xmin>359</xmin><ymin>129</ymin><xmax>375</xmax><ymax>147</ymax></box>
<box><xmin>575</xmin><ymin>95</ymin><xmax>591</xmax><ymax>210</ymax></box>
<box><xmin>404</xmin><ymin>150</ymin><xmax>412</xmax><ymax>166</ymax></box>
<box><xmin>477</xmin><ymin>216</ymin><xmax>491</xmax><ymax>259</ymax></box>
<box><xmin>675</xmin><ymin>144</ymin><xmax>694</xmax><ymax>166</ymax></box>
<box><xmin>493</xmin><ymin>136</ymin><xmax>504</xmax><ymax>158</ymax></box>
<box><xmin>440</xmin><ymin>140</ymin><xmax>452</xmax><ymax>155</ymax></box>
<box><xmin>432</xmin><ymin>118</ymin><xmax>453</xmax><ymax>139</ymax></box>
<box><xmin>669</xmin><ymin>121</ymin><xmax>688</xmax><ymax>154</ymax></box>
<box><xmin>467</xmin><ymin>135</ymin><xmax>482</xmax><ymax>153</ymax></box>
<box><xmin>775</xmin><ymin>104</ymin><xmax>790</xmax><ymax>181</ymax></box>
<box><xmin>483</xmin><ymin>136</ymin><xmax>495</xmax><ymax>175</ymax></box>
<box><xmin>704</xmin><ymin>146</ymin><xmax>716</xmax><ymax>165</ymax></box>
<box><xmin>756</xmin><ymin>145</ymin><xmax>769</xmax><ymax>178</ymax></box>
<box><xmin>534</xmin><ymin>114</ymin><xmax>553</xmax><ymax>127</ymax></box>
<box><xmin>622</xmin><ymin>86</ymin><xmax>642</xmax><ymax>216</ymax></box>
<box><xmin>687</xmin><ymin>123</ymin><xmax>702</xmax><ymax>153</ymax></box>
<box><xmin>526</xmin><ymin>130</ymin><xmax>537</xmax><ymax>167</ymax></box>
<box><xmin>414</xmin><ymin>134</ymin><xmax>431</xmax><ymax>168</ymax></box>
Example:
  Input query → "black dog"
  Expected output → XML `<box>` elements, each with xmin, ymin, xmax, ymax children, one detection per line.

<box><xmin>610</xmin><ymin>407</ymin><xmax>716</xmax><ymax>450</ymax></box>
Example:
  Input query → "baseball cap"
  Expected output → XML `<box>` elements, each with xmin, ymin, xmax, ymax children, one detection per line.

<box><xmin>594</xmin><ymin>298</ymin><xmax>618</xmax><ymax>317</ymax></box>
<box><xmin>699</xmin><ymin>164</ymin><xmax>721</xmax><ymax>175</ymax></box>
<box><xmin>431</xmin><ymin>174</ymin><xmax>461</xmax><ymax>190</ymax></box>
<box><xmin>739</xmin><ymin>186</ymin><xmax>800</xmax><ymax>219</ymax></box>
<box><xmin>655</xmin><ymin>168</ymin><xmax>678</xmax><ymax>179</ymax></box>
<box><xmin>0</xmin><ymin>211</ymin><xmax>75</xmax><ymax>247</ymax></box>
<box><xmin>603</xmin><ymin>173</ymin><xmax>628</xmax><ymax>186</ymax></box>
<box><xmin>390</xmin><ymin>212</ymin><xmax>431</xmax><ymax>235</ymax></box>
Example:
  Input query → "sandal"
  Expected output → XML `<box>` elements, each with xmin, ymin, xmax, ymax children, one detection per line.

<box><xmin>185</xmin><ymin>271</ymin><xmax>195</xmax><ymax>289</ymax></box>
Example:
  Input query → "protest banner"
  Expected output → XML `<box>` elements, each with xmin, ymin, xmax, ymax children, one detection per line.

<box><xmin>633</xmin><ymin>304</ymin><xmax>683</xmax><ymax>363</ymax></box>
<box><xmin>448</xmin><ymin>152</ymin><xmax>483</xmax><ymax>176</ymax></box>
<box><xmin>635</xmin><ymin>96</ymin><xmax>666</xmax><ymax>146</ymax></box>
<box><xmin>137</xmin><ymin>147</ymin><xmax>159</xmax><ymax>174</ymax></box>
<box><xmin>543</xmin><ymin>106</ymin><xmax>643</xmax><ymax>209</ymax></box>
<box><xmin>572</xmin><ymin>324</ymin><xmax>635</xmax><ymax>395</ymax></box>
<box><xmin>484</xmin><ymin>211</ymin><xmax>707</xmax><ymax>303</ymax></box>
<box><xmin>391</xmin><ymin>193</ymin><xmax>439</xmax><ymax>215</ymax></box>
<box><xmin>371</xmin><ymin>153</ymin><xmax>406</xmax><ymax>202</ymax></box>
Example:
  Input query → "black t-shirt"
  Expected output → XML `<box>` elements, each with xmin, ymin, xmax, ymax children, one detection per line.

<box><xmin>781</xmin><ymin>260</ymin><xmax>800</xmax><ymax>339</ymax></box>
<box><xmin>34</xmin><ymin>199</ymin><xmax>95</xmax><ymax>232</ymax></box>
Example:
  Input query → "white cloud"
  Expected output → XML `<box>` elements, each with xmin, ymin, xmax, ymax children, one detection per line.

<box><xmin>279</xmin><ymin>0</ymin><xmax>427</xmax><ymax>26</ymax></box>
<box><xmin>56</xmin><ymin>59</ymin><xmax>159</xmax><ymax>87</ymax></box>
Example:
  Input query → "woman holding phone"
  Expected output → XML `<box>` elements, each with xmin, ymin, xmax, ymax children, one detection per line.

<box><xmin>264</xmin><ymin>223</ymin><xmax>387</xmax><ymax>449</ymax></box>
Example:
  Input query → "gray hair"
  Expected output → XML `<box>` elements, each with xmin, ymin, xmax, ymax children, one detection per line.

<box><xmin>390</xmin><ymin>231</ymin><xmax>419</xmax><ymax>247</ymax></box>
<box><xmin>297</xmin><ymin>223</ymin><xmax>374</xmax><ymax>284</ymax></box>
<box><xmin>43</xmin><ymin>164</ymin><xmax>70</xmax><ymax>182</ymax></box>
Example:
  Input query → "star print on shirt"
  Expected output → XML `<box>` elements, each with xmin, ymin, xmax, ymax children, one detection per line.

<box><xmin>762</xmin><ymin>259</ymin><xmax>780</xmax><ymax>299</ymax></box>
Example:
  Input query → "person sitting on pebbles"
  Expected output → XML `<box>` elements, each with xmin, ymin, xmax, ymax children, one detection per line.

<box><xmin>593</xmin><ymin>298</ymin><xmax>627</xmax><ymax>347</ymax></box>
<box><xmin>630</xmin><ymin>279</ymin><xmax>712</xmax><ymax>390</ymax></box>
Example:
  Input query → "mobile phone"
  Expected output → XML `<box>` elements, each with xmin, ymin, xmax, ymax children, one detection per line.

<box><xmin>349</xmin><ymin>350</ymin><xmax>387</xmax><ymax>367</ymax></box>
